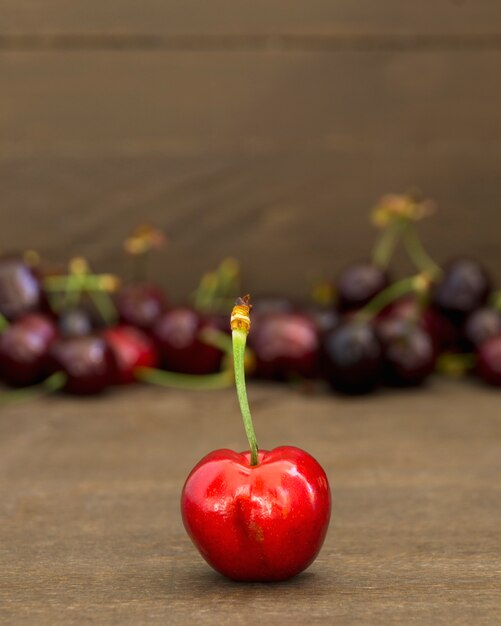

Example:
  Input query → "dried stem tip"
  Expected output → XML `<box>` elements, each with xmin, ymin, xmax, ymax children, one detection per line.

<box><xmin>231</xmin><ymin>294</ymin><xmax>252</xmax><ymax>333</ymax></box>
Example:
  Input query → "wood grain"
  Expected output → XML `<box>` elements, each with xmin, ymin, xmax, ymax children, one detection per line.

<box><xmin>1</xmin><ymin>152</ymin><xmax>501</xmax><ymax>300</ymax></box>
<box><xmin>1</xmin><ymin>381</ymin><xmax>500</xmax><ymax>625</ymax></box>
<box><xmin>3</xmin><ymin>1</ymin><xmax>501</xmax><ymax>38</ymax></box>
<box><xmin>2</xmin><ymin>51</ymin><xmax>501</xmax><ymax>155</ymax></box>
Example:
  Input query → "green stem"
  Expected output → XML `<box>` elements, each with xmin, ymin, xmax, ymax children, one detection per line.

<box><xmin>89</xmin><ymin>290</ymin><xmax>118</xmax><ymax>327</ymax></box>
<box><xmin>372</xmin><ymin>221</ymin><xmax>402</xmax><ymax>268</ymax></box>
<box><xmin>402</xmin><ymin>223</ymin><xmax>442</xmax><ymax>279</ymax></box>
<box><xmin>356</xmin><ymin>275</ymin><xmax>426</xmax><ymax>321</ymax></box>
<box><xmin>0</xmin><ymin>314</ymin><xmax>9</xmax><ymax>333</ymax></box>
<box><xmin>198</xmin><ymin>328</ymin><xmax>233</xmax><ymax>354</ymax></box>
<box><xmin>0</xmin><ymin>372</ymin><xmax>67</xmax><ymax>404</ymax></box>
<box><xmin>135</xmin><ymin>367</ymin><xmax>233</xmax><ymax>390</ymax></box>
<box><xmin>232</xmin><ymin>328</ymin><xmax>259</xmax><ymax>466</ymax></box>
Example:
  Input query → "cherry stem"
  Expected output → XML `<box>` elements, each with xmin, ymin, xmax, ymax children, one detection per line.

<box><xmin>356</xmin><ymin>274</ymin><xmax>431</xmax><ymax>321</ymax></box>
<box><xmin>402</xmin><ymin>223</ymin><xmax>442</xmax><ymax>279</ymax></box>
<box><xmin>135</xmin><ymin>367</ymin><xmax>233</xmax><ymax>390</ymax></box>
<box><xmin>0</xmin><ymin>314</ymin><xmax>9</xmax><ymax>333</ymax></box>
<box><xmin>372</xmin><ymin>221</ymin><xmax>403</xmax><ymax>268</ymax></box>
<box><xmin>436</xmin><ymin>352</ymin><xmax>475</xmax><ymax>377</ymax></box>
<box><xmin>231</xmin><ymin>296</ymin><xmax>259</xmax><ymax>466</ymax></box>
<box><xmin>0</xmin><ymin>371</ymin><xmax>67</xmax><ymax>404</ymax></box>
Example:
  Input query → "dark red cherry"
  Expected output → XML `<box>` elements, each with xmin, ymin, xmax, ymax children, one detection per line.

<box><xmin>0</xmin><ymin>257</ymin><xmax>41</xmax><ymax>320</ymax></box>
<box><xmin>322</xmin><ymin>321</ymin><xmax>382</xmax><ymax>394</ymax></box>
<box><xmin>336</xmin><ymin>262</ymin><xmax>390</xmax><ymax>312</ymax></box>
<box><xmin>46</xmin><ymin>335</ymin><xmax>114</xmax><ymax>394</ymax></box>
<box><xmin>152</xmin><ymin>308</ymin><xmax>223</xmax><ymax>375</ymax></box>
<box><xmin>463</xmin><ymin>307</ymin><xmax>501</xmax><ymax>350</ymax></box>
<box><xmin>248</xmin><ymin>312</ymin><xmax>320</xmax><ymax>380</ymax></box>
<box><xmin>103</xmin><ymin>325</ymin><xmax>158</xmax><ymax>384</ymax></box>
<box><xmin>433</xmin><ymin>258</ymin><xmax>491</xmax><ymax>322</ymax></box>
<box><xmin>476</xmin><ymin>335</ymin><xmax>501</xmax><ymax>386</ymax></box>
<box><xmin>0</xmin><ymin>313</ymin><xmax>57</xmax><ymax>386</ymax></box>
<box><xmin>376</xmin><ymin>317</ymin><xmax>435</xmax><ymax>386</ymax></box>
<box><xmin>116</xmin><ymin>283</ymin><xmax>166</xmax><ymax>330</ymax></box>
<box><xmin>376</xmin><ymin>297</ymin><xmax>460</xmax><ymax>352</ymax></box>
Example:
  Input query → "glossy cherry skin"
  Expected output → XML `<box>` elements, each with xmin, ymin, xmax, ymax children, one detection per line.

<box><xmin>433</xmin><ymin>258</ymin><xmax>491</xmax><ymax>323</ymax></box>
<box><xmin>248</xmin><ymin>313</ymin><xmax>320</xmax><ymax>380</ymax></box>
<box><xmin>116</xmin><ymin>283</ymin><xmax>167</xmax><ymax>330</ymax></box>
<box><xmin>46</xmin><ymin>335</ymin><xmax>115</xmax><ymax>395</ymax></box>
<box><xmin>322</xmin><ymin>321</ymin><xmax>382</xmax><ymax>394</ymax></box>
<box><xmin>103</xmin><ymin>324</ymin><xmax>158</xmax><ymax>384</ymax></box>
<box><xmin>463</xmin><ymin>307</ymin><xmax>501</xmax><ymax>350</ymax></box>
<box><xmin>0</xmin><ymin>313</ymin><xmax>57</xmax><ymax>386</ymax></box>
<box><xmin>181</xmin><ymin>447</ymin><xmax>331</xmax><ymax>582</ymax></box>
<box><xmin>376</xmin><ymin>317</ymin><xmax>435</xmax><ymax>386</ymax></box>
<box><xmin>152</xmin><ymin>308</ymin><xmax>223</xmax><ymax>375</ymax></box>
<box><xmin>0</xmin><ymin>258</ymin><xmax>41</xmax><ymax>320</ymax></box>
<box><xmin>336</xmin><ymin>262</ymin><xmax>389</xmax><ymax>312</ymax></box>
<box><xmin>476</xmin><ymin>335</ymin><xmax>501</xmax><ymax>386</ymax></box>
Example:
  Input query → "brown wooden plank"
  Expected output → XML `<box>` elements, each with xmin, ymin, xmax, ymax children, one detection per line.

<box><xmin>2</xmin><ymin>1</ymin><xmax>501</xmax><ymax>37</ymax></box>
<box><xmin>1</xmin><ymin>49</ymin><xmax>501</xmax><ymax>296</ymax></box>
<box><xmin>1</xmin><ymin>152</ymin><xmax>500</xmax><ymax>300</ymax></box>
<box><xmin>1</xmin><ymin>51</ymin><xmax>501</xmax><ymax>154</ymax></box>
<box><xmin>0</xmin><ymin>382</ymin><xmax>500</xmax><ymax>625</ymax></box>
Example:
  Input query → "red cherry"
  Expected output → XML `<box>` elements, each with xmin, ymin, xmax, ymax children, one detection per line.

<box><xmin>152</xmin><ymin>308</ymin><xmax>223</xmax><ymax>375</ymax></box>
<box><xmin>181</xmin><ymin>446</ymin><xmax>331</xmax><ymax>582</ymax></box>
<box><xmin>336</xmin><ymin>262</ymin><xmax>390</xmax><ymax>312</ymax></box>
<box><xmin>476</xmin><ymin>335</ymin><xmax>501</xmax><ymax>386</ymax></box>
<box><xmin>103</xmin><ymin>325</ymin><xmax>158</xmax><ymax>384</ymax></box>
<box><xmin>116</xmin><ymin>283</ymin><xmax>166</xmax><ymax>330</ymax></box>
<box><xmin>248</xmin><ymin>312</ymin><xmax>320</xmax><ymax>380</ymax></box>
<box><xmin>0</xmin><ymin>313</ymin><xmax>57</xmax><ymax>386</ymax></box>
<box><xmin>46</xmin><ymin>335</ymin><xmax>114</xmax><ymax>395</ymax></box>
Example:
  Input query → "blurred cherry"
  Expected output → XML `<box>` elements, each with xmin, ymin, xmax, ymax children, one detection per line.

<box><xmin>0</xmin><ymin>313</ymin><xmax>57</xmax><ymax>386</ymax></box>
<box><xmin>46</xmin><ymin>335</ymin><xmax>115</xmax><ymax>395</ymax></box>
<box><xmin>336</xmin><ymin>262</ymin><xmax>390</xmax><ymax>312</ymax></box>
<box><xmin>433</xmin><ymin>258</ymin><xmax>491</xmax><ymax>322</ymax></box>
<box><xmin>463</xmin><ymin>307</ymin><xmax>501</xmax><ymax>350</ymax></box>
<box><xmin>248</xmin><ymin>312</ymin><xmax>320</xmax><ymax>380</ymax></box>
<box><xmin>376</xmin><ymin>317</ymin><xmax>435</xmax><ymax>386</ymax></box>
<box><xmin>322</xmin><ymin>321</ymin><xmax>382</xmax><ymax>394</ymax></box>
<box><xmin>103</xmin><ymin>325</ymin><xmax>158</xmax><ymax>384</ymax></box>
<box><xmin>476</xmin><ymin>335</ymin><xmax>501</xmax><ymax>386</ymax></box>
<box><xmin>152</xmin><ymin>308</ymin><xmax>223</xmax><ymax>375</ymax></box>
<box><xmin>0</xmin><ymin>257</ymin><xmax>41</xmax><ymax>320</ymax></box>
<box><xmin>116</xmin><ymin>283</ymin><xmax>166</xmax><ymax>330</ymax></box>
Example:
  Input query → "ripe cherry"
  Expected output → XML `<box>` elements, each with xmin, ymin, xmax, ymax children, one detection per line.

<box><xmin>181</xmin><ymin>296</ymin><xmax>331</xmax><ymax>581</ymax></box>
<box><xmin>103</xmin><ymin>325</ymin><xmax>158</xmax><ymax>384</ymax></box>
<box><xmin>463</xmin><ymin>307</ymin><xmax>501</xmax><ymax>350</ymax></box>
<box><xmin>248</xmin><ymin>312</ymin><xmax>320</xmax><ymax>380</ymax></box>
<box><xmin>433</xmin><ymin>258</ymin><xmax>491</xmax><ymax>322</ymax></box>
<box><xmin>322</xmin><ymin>321</ymin><xmax>382</xmax><ymax>394</ymax></box>
<box><xmin>152</xmin><ymin>308</ymin><xmax>223</xmax><ymax>375</ymax></box>
<box><xmin>376</xmin><ymin>317</ymin><xmax>435</xmax><ymax>386</ymax></box>
<box><xmin>46</xmin><ymin>335</ymin><xmax>115</xmax><ymax>395</ymax></box>
<box><xmin>336</xmin><ymin>262</ymin><xmax>390</xmax><ymax>312</ymax></box>
<box><xmin>476</xmin><ymin>335</ymin><xmax>501</xmax><ymax>386</ymax></box>
<box><xmin>0</xmin><ymin>313</ymin><xmax>57</xmax><ymax>386</ymax></box>
<box><xmin>116</xmin><ymin>283</ymin><xmax>166</xmax><ymax>330</ymax></box>
<box><xmin>0</xmin><ymin>257</ymin><xmax>40</xmax><ymax>320</ymax></box>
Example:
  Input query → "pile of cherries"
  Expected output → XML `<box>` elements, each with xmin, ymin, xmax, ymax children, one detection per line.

<box><xmin>1</xmin><ymin>195</ymin><xmax>501</xmax><ymax>400</ymax></box>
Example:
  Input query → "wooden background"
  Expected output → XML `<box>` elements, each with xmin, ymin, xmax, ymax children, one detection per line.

<box><xmin>1</xmin><ymin>1</ymin><xmax>501</xmax><ymax>300</ymax></box>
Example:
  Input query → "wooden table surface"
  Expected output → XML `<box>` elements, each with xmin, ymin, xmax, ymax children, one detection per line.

<box><xmin>1</xmin><ymin>380</ymin><xmax>500</xmax><ymax>625</ymax></box>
